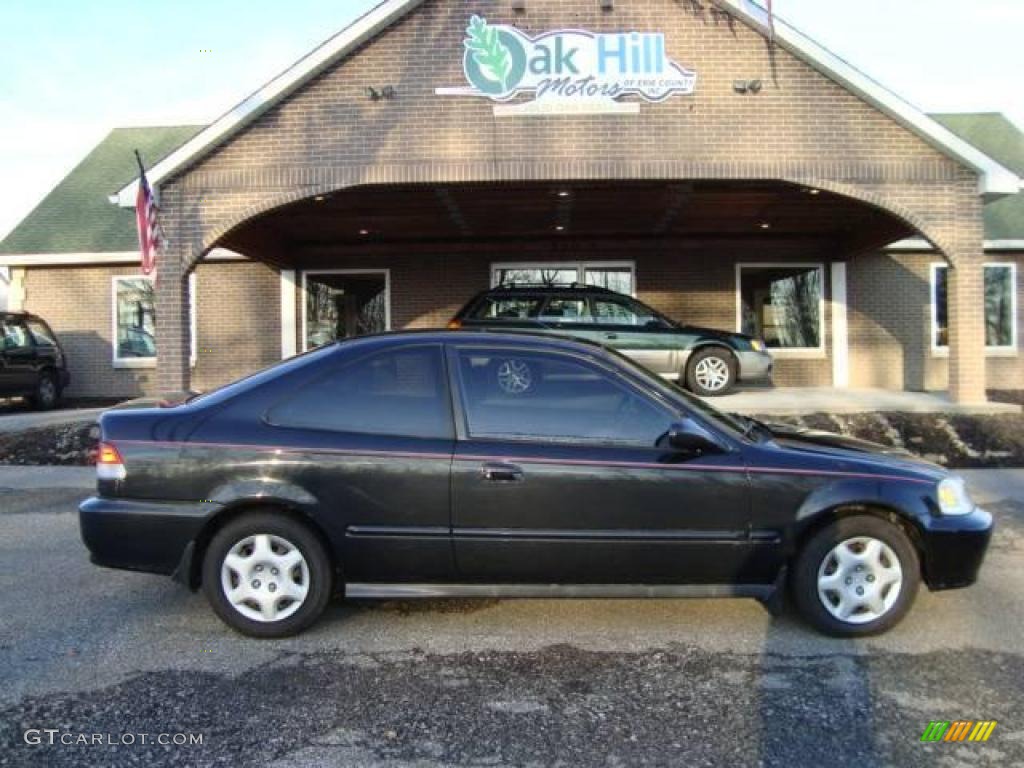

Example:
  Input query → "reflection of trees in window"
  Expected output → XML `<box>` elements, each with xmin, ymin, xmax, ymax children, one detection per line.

<box><xmin>934</xmin><ymin>265</ymin><xmax>1014</xmax><ymax>348</ymax></box>
<box><xmin>497</xmin><ymin>268</ymin><xmax>577</xmax><ymax>286</ymax></box>
<box><xmin>984</xmin><ymin>266</ymin><xmax>1012</xmax><ymax>347</ymax></box>
<box><xmin>740</xmin><ymin>266</ymin><xmax>821</xmax><ymax>349</ymax></box>
<box><xmin>773</xmin><ymin>269</ymin><xmax>821</xmax><ymax>348</ymax></box>
<box><xmin>306</xmin><ymin>274</ymin><xmax>387</xmax><ymax>348</ymax></box>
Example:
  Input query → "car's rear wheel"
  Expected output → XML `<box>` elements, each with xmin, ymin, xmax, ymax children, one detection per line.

<box><xmin>685</xmin><ymin>348</ymin><xmax>737</xmax><ymax>396</ymax></box>
<box><xmin>31</xmin><ymin>370</ymin><xmax>59</xmax><ymax>410</ymax></box>
<box><xmin>792</xmin><ymin>516</ymin><xmax>920</xmax><ymax>637</ymax></box>
<box><xmin>201</xmin><ymin>512</ymin><xmax>333</xmax><ymax>638</ymax></box>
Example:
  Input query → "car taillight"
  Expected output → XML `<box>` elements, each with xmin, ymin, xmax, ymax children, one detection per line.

<box><xmin>96</xmin><ymin>441</ymin><xmax>127</xmax><ymax>481</ymax></box>
<box><xmin>447</xmin><ymin>319</ymin><xmax>463</xmax><ymax>330</ymax></box>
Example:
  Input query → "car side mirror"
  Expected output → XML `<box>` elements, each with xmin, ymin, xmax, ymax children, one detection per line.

<box><xmin>667</xmin><ymin>419</ymin><xmax>724</xmax><ymax>455</ymax></box>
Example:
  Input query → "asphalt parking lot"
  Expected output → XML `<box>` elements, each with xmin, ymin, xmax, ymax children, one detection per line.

<box><xmin>0</xmin><ymin>469</ymin><xmax>1022</xmax><ymax>767</ymax></box>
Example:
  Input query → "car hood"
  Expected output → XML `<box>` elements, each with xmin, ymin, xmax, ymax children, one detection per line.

<box><xmin>763</xmin><ymin>421</ymin><xmax>947</xmax><ymax>481</ymax></box>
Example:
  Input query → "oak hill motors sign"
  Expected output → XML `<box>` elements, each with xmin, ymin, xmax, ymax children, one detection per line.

<box><xmin>436</xmin><ymin>16</ymin><xmax>697</xmax><ymax>111</ymax></box>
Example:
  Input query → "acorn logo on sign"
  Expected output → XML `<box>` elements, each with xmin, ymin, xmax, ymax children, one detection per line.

<box><xmin>437</xmin><ymin>15</ymin><xmax>697</xmax><ymax>109</ymax></box>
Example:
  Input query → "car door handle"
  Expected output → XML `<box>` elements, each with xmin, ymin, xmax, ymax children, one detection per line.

<box><xmin>604</xmin><ymin>332</ymin><xmax>618</xmax><ymax>340</ymax></box>
<box><xmin>480</xmin><ymin>462</ymin><xmax>524</xmax><ymax>483</ymax></box>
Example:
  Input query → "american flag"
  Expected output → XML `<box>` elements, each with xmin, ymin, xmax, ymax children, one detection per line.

<box><xmin>134</xmin><ymin>151</ymin><xmax>163</xmax><ymax>276</ymax></box>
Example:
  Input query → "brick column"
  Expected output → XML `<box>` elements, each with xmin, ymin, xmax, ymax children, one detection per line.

<box><xmin>155</xmin><ymin>246</ymin><xmax>193</xmax><ymax>395</ymax></box>
<box><xmin>946</xmin><ymin>254</ymin><xmax>987</xmax><ymax>404</ymax></box>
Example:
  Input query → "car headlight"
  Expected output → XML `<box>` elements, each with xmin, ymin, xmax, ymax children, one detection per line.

<box><xmin>750</xmin><ymin>339</ymin><xmax>765</xmax><ymax>352</ymax></box>
<box><xmin>937</xmin><ymin>476</ymin><xmax>974</xmax><ymax>516</ymax></box>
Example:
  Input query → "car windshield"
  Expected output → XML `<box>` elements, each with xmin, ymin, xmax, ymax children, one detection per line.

<box><xmin>602</xmin><ymin>346</ymin><xmax>748</xmax><ymax>437</ymax></box>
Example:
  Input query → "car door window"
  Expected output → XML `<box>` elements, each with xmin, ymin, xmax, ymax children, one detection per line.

<box><xmin>539</xmin><ymin>298</ymin><xmax>590</xmax><ymax>324</ymax></box>
<box><xmin>591</xmin><ymin>297</ymin><xmax>661</xmax><ymax>327</ymax></box>
<box><xmin>2</xmin><ymin>320</ymin><xmax>31</xmax><ymax>351</ymax></box>
<box><xmin>472</xmin><ymin>296</ymin><xmax>542</xmax><ymax>321</ymax></box>
<box><xmin>455</xmin><ymin>349</ymin><xmax>672</xmax><ymax>446</ymax></box>
<box><xmin>267</xmin><ymin>345</ymin><xmax>452</xmax><ymax>439</ymax></box>
<box><xmin>26</xmin><ymin>319</ymin><xmax>57</xmax><ymax>347</ymax></box>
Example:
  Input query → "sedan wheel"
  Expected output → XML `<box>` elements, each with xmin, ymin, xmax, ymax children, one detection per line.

<box><xmin>202</xmin><ymin>513</ymin><xmax>333</xmax><ymax>638</ymax></box>
<box><xmin>816</xmin><ymin>537</ymin><xmax>902</xmax><ymax>624</ymax></box>
<box><xmin>220</xmin><ymin>534</ymin><xmax>310</xmax><ymax>623</ymax></box>
<box><xmin>793</xmin><ymin>516</ymin><xmax>919</xmax><ymax>637</ymax></box>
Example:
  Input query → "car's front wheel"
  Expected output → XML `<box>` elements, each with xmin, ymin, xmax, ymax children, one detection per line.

<box><xmin>201</xmin><ymin>512</ymin><xmax>333</xmax><ymax>638</ymax></box>
<box><xmin>685</xmin><ymin>348</ymin><xmax>737</xmax><ymax>396</ymax></box>
<box><xmin>792</xmin><ymin>515</ymin><xmax>920</xmax><ymax>637</ymax></box>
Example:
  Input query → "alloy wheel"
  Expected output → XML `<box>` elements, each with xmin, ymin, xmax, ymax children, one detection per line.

<box><xmin>220</xmin><ymin>534</ymin><xmax>310</xmax><ymax>623</ymax></box>
<box><xmin>693</xmin><ymin>357</ymin><xmax>731</xmax><ymax>393</ymax></box>
<box><xmin>816</xmin><ymin>536</ymin><xmax>903</xmax><ymax>624</ymax></box>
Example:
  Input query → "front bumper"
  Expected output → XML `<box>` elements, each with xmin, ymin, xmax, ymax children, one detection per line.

<box><xmin>920</xmin><ymin>506</ymin><xmax>993</xmax><ymax>590</ymax></box>
<box><xmin>736</xmin><ymin>350</ymin><xmax>774</xmax><ymax>382</ymax></box>
<box><xmin>79</xmin><ymin>496</ymin><xmax>220</xmax><ymax>577</ymax></box>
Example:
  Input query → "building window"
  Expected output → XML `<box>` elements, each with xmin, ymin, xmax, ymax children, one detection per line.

<box><xmin>302</xmin><ymin>270</ymin><xmax>390</xmax><ymax>351</ymax></box>
<box><xmin>491</xmin><ymin>262</ymin><xmax>635</xmax><ymax>296</ymax></box>
<box><xmin>932</xmin><ymin>263</ymin><xmax>1018</xmax><ymax>352</ymax></box>
<box><xmin>112</xmin><ymin>275</ymin><xmax>196</xmax><ymax>368</ymax></box>
<box><xmin>737</xmin><ymin>264</ymin><xmax>824</xmax><ymax>351</ymax></box>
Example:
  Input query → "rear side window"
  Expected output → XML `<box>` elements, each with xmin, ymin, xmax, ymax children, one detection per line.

<box><xmin>26</xmin><ymin>319</ymin><xmax>57</xmax><ymax>346</ymax></box>
<box><xmin>471</xmin><ymin>296</ymin><xmax>542</xmax><ymax>321</ymax></box>
<box><xmin>539</xmin><ymin>298</ymin><xmax>590</xmax><ymax>323</ymax></box>
<box><xmin>592</xmin><ymin>297</ymin><xmax>659</xmax><ymax>326</ymax></box>
<box><xmin>267</xmin><ymin>346</ymin><xmax>452</xmax><ymax>439</ymax></box>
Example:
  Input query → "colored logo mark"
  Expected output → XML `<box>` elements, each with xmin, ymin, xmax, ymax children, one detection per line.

<box><xmin>920</xmin><ymin>720</ymin><xmax>997</xmax><ymax>743</ymax></box>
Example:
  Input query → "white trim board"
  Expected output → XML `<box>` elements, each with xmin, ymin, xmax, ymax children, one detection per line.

<box><xmin>112</xmin><ymin>0</ymin><xmax>1018</xmax><ymax>207</ymax></box>
<box><xmin>0</xmin><ymin>248</ymin><xmax>249</xmax><ymax>267</ymax></box>
<box><xmin>887</xmin><ymin>238</ymin><xmax>1024</xmax><ymax>253</ymax></box>
<box><xmin>830</xmin><ymin>262</ymin><xmax>849</xmax><ymax>387</ymax></box>
<box><xmin>280</xmin><ymin>270</ymin><xmax>298</xmax><ymax>360</ymax></box>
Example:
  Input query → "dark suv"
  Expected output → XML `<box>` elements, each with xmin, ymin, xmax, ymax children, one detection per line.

<box><xmin>451</xmin><ymin>285</ymin><xmax>772</xmax><ymax>395</ymax></box>
<box><xmin>0</xmin><ymin>312</ymin><xmax>70</xmax><ymax>409</ymax></box>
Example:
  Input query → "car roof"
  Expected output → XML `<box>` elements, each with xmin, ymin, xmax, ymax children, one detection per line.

<box><xmin>482</xmin><ymin>284</ymin><xmax>621</xmax><ymax>295</ymax></box>
<box><xmin>335</xmin><ymin>328</ymin><xmax>615</xmax><ymax>355</ymax></box>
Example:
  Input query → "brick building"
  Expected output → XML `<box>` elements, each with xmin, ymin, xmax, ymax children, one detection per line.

<box><xmin>1</xmin><ymin>0</ymin><xmax>1021</xmax><ymax>402</ymax></box>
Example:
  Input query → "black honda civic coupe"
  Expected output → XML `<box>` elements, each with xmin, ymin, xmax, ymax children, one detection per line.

<box><xmin>79</xmin><ymin>332</ymin><xmax>992</xmax><ymax>638</ymax></box>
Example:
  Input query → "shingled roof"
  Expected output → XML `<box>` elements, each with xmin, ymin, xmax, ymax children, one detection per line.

<box><xmin>932</xmin><ymin>113</ymin><xmax>1024</xmax><ymax>242</ymax></box>
<box><xmin>0</xmin><ymin>125</ymin><xmax>203</xmax><ymax>255</ymax></box>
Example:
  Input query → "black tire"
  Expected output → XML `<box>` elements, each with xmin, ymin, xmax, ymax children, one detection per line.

<box><xmin>792</xmin><ymin>516</ymin><xmax>920</xmax><ymax>638</ymax></box>
<box><xmin>685</xmin><ymin>347</ymin><xmax>737</xmax><ymax>396</ymax></box>
<box><xmin>201</xmin><ymin>512</ymin><xmax>333</xmax><ymax>638</ymax></box>
<box><xmin>30</xmin><ymin>370</ymin><xmax>59</xmax><ymax>410</ymax></box>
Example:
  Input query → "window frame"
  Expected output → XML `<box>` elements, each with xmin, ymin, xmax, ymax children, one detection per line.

<box><xmin>111</xmin><ymin>274</ymin><xmax>197</xmax><ymax>369</ymax></box>
<box><xmin>490</xmin><ymin>261</ymin><xmax>637</xmax><ymax>297</ymax></box>
<box><xmin>264</xmin><ymin>343</ymin><xmax>454</xmax><ymax>440</ymax></box>
<box><xmin>930</xmin><ymin>262</ymin><xmax>1019</xmax><ymax>357</ymax></box>
<box><xmin>301</xmin><ymin>268</ymin><xmax>392</xmax><ymax>353</ymax></box>
<box><xmin>446</xmin><ymin>344</ymin><xmax>678</xmax><ymax>448</ymax></box>
<box><xmin>735</xmin><ymin>262</ymin><xmax>827</xmax><ymax>359</ymax></box>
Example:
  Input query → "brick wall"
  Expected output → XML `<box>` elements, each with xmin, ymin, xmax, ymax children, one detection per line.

<box><xmin>151</xmin><ymin>0</ymin><xmax>993</xmax><ymax>399</ymax></box>
<box><xmin>294</xmin><ymin>239</ymin><xmax>835</xmax><ymax>386</ymax></box>
<box><xmin>848</xmin><ymin>251</ymin><xmax>1023</xmax><ymax>391</ymax></box>
<box><xmin>22</xmin><ymin>261</ymin><xmax>280</xmax><ymax>398</ymax></box>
